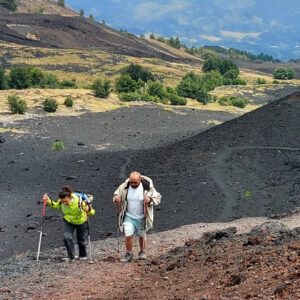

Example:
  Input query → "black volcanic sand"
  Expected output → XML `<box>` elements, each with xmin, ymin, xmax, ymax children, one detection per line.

<box><xmin>1</xmin><ymin>94</ymin><xmax>300</xmax><ymax>261</ymax></box>
<box><xmin>0</xmin><ymin>105</ymin><xmax>234</xmax><ymax>261</ymax></box>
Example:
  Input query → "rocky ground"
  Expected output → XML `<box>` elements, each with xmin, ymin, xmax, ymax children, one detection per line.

<box><xmin>1</xmin><ymin>214</ymin><xmax>300</xmax><ymax>299</ymax></box>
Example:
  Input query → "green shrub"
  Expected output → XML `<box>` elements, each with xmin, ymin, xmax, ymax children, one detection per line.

<box><xmin>119</xmin><ymin>92</ymin><xmax>160</xmax><ymax>103</ymax></box>
<box><xmin>119</xmin><ymin>92</ymin><xmax>142</xmax><ymax>102</ymax></box>
<box><xmin>60</xmin><ymin>78</ymin><xmax>77</xmax><ymax>88</ymax></box>
<box><xmin>43</xmin><ymin>98</ymin><xmax>58</xmax><ymax>112</ymax></box>
<box><xmin>0</xmin><ymin>0</ymin><xmax>17</xmax><ymax>11</ymax></box>
<box><xmin>147</xmin><ymin>81</ymin><xmax>165</xmax><ymax>99</ymax></box>
<box><xmin>121</xmin><ymin>63</ymin><xmax>155</xmax><ymax>82</ymax></box>
<box><xmin>218</xmin><ymin>96</ymin><xmax>232</xmax><ymax>106</ymax></box>
<box><xmin>42</xmin><ymin>73</ymin><xmax>60</xmax><ymax>88</ymax></box>
<box><xmin>272</xmin><ymin>80</ymin><xmax>280</xmax><ymax>84</ymax></box>
<box><xmin>51</xmin><ymin>140</ymin><xmax>65</xmax><ymax>151</ymax></box>
<box><xmin>7</xmin><ymin>94</ymin><xmax>27</xmax><ymax>114</ymax></box>
<box><xmin>218</xmin><ymin>96</ymin><xmax>248</xmax><ymax>108</ymax></box>
<box><xmin>64</xmin><ymin>97</ymin><xmax>74</xmax><ymax>107</ymax></box>
<box><xmin>232</xmin><ymin>97</ymin><xmax>248</xmax><ymax>108</ymax></box>
<box><xmin>273</xmin><ymin>67</ymin><xmax>295</xmax><ymax>80</ymax></box>
<box><xmin>92</xmin><ymin>79</ymin><xmax>111</xmax><ymax>98</ymax></box>
<box><xmin>256</xmin><ymin>78</ymin><xmax>267</xmax><ymax>84</ymax></box>
<box><xmin>195</xmin><ymin>88</ymin><xmax>211</xmax><ymax>105</ymax></box>
<box><xmin>0</xmin><ymin>66</ymin><xmax>9</xmax><ymax>90</ymax></box>
<box><xmin>116</xmin><ymin>74</ymin><xmax>138</xmax><ymax>93</ymax></box>
<box><xmin>57</xmin><ymin>0</ymin><xmax>65</xmax><ymax>7</ymax></box>
<box><xmin>9</xmin><ymin>67</ymin><xmax>33</xmax><ymax>89</ymax></box>
<box><xmin>202</xmin><ymin>57</ymin><xmax>239</xmax><ymax>75</ymax></box>
<box><xmin>169</xmin><ymin>94</ymin><xmax>187</xmax><ymax>106</ymax></box>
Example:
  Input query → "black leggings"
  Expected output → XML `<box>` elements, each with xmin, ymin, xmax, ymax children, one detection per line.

<box><xmin>63</xmin><ymin>219</ymin><xmax>88</xmax><ymax>259</ymax></box>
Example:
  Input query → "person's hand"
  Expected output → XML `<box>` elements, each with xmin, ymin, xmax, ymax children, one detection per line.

<box><xmin>114</xmin><ymin>195</ymin><xmax>121</xmax><ymax>204</ymax></box>
<box><xmin>42</xmin><ymin>193</ymin><xmax>49</xmax><ymax>202</ymax></box>
<box><xmin>144</xmin><ymin>196</ymin><xmax>151</xmax><ymax>204</ymax></box>
<box><xmin>84</xmin><ymin>205</ymin><xmax>90</xmax><ymax>213</ymax></box>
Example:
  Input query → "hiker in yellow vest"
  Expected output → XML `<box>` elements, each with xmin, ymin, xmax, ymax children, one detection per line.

<box><xmin>42</xmin><ymin>185</ymin><xmax>95</xmax><ymax>262</ymax></box>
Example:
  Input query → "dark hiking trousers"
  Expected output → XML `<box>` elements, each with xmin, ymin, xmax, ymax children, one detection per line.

<box><xmin>63</xmin><ymin>219</ymin><xmax>88</xmax><ymax>259</ymax></box>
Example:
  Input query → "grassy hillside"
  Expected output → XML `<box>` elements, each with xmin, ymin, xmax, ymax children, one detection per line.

<box><xmin>0</xmin><ymin>41</ymin><xmax>299</xmax><ymax>120</ymax></box>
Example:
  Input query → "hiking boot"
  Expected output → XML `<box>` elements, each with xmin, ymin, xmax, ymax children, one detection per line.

<box><xmin>120</xmin><ymin>252</ymin><xmax>133</xmax><ymax>263</ymax></box>
<box><xmin>138</xmin><ymin>251</ymin><xmax>147</xmax><ymax>260</ymax></box>
<box><xmin>79</xmin><ymin>256</ymin><xmax>87</xmax><ymax>260</ymax></box>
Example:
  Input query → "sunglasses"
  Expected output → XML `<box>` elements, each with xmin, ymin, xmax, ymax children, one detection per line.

<box><xmin>129</xmin><ymin>181</ymin><xmax>139</xmax><ymax>185</ymax></box>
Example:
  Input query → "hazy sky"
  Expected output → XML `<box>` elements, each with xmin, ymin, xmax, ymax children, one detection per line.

<box><xmin>65</xmin><ymin>0</ymin><xmax>300</xmax><ymax>59</ymax></box>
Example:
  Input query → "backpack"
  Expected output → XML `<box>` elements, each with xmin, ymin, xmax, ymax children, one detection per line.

<box><xmin>73</xmin><ymin>192</ymin><xmax>94</xmax><ymax>211</ymax></box>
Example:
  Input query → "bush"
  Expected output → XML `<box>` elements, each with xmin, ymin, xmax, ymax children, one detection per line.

<box><xmin>7</xmin><ymin>94</ymin><xmax>27</xmax><ymax>114</ymax></box>
<box><xmin>232</xmin><ymin>98</ymin><xmax>248</xmax><ymax>108</ymax></box>
<box><xmin>116</xmin><ymin>74</ymin><xmax>138</xmax><ymax>93</ymax></box>
<box><xmin>223</xmin><ymin>78</ymin><xmax>246</xmax><ymax>85</ymax></box>
<box><xmin>60</xmin><ymin>78</ymin><xmax>77</xmax><ymax>88</ymax></box>
<box><xmin>147</xmin><ymin>81</ymin><xmax>165</xmax><ymax>99</ymax></box>
<box><xmin>42</xmin><ymin>73</ymin><xmax>60</xmax><ymax>88</ymax></box>
<box><xmin>218</xmin><ymin>96</ymin><xmax>232</xmax><ymax>106</ymax></box>
<box><xmin>119</xmin><ymin>92</ymin><xmax>142</xmax><ymax>102</ymax></box>
<box><xmin>51</xmin><ymin>140</ymin><xmax>65</xmax><ymax>151</ymax></box>
<box><xmin>256</xmin><ymin>78</ymin><xmax>266</xmax><ymax>84</ymax></box>
<box><xmin>218</xmin><ymin>96</ymin><xmax>248</xmax><ymax>108</ymax></box>
<box><xmin>0</xmin><ymin>0</ymin><xmax>17</xmax><ymax>11</ymax></box>
<box><xmin>195</xmin><ymin>88</ymin><xmax>211</xmax><ymax>105</ymax></box>
<box><xmin>121</xmin><ymin>63</ymin><xmax>155</xmax><ymax>82</ymax></box>
<box><xmin>9</xmin><ymin>67</ymin><xmax>33</xmax><ymax>89</ymax></box>
<box><xmin>202</xmin><ymin>57</ymin><xmax>239</xmax><ymax>75</ymax></box>
<box><xmin>57</xmin><ymin>0</ymin><xmax>65</xmax><ymax>7</ymax></box>
<box><xmin>92</xmin><ymin>79</ymin><xmax>111</xmax><ymax>98</ymax></box>
<box><xmin>43</xmin><ymin>98</ymin><xmax>58</xmax><ymax>112</ymax></box>
<box><xmin>64</xmin><ymin>97</ymin><xmax>74</xmax><ymax>107</ymax></box>
<box><xmin>119</xmin><ymin>92</ymin><xmax>160</xmax><ymax>103</ymax></box>
<box><xmin>0</xmin><ymin>66</ymin><xmax>9</xmax><ymax>90</ymax></box>
<box><xmin>273</xmin><ymin>80</ymin><xmax>280</xmax><ymax>84</ymax></box>
<box><xmin>273</xmin><ymin>67</ymin><xmax>295</xmax><ymax>80</ymax></box>
<box><xmin>169</xmin><ymin>94</ymin><xmax>187</xmax><ymax>106</ymax></box>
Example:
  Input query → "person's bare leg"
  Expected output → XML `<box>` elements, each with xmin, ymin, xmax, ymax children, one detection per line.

<box><xmin>139</xmin><ymin>236</ymin><xmax>147</xmax><ymax>252</ymax></box>
<box><xmin>125</xmin><ymin>235</ymin><xmax>134</xmax><ymax>252</ymax></box>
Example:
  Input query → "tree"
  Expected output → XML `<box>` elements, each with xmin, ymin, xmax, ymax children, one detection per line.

<box><xmin>273</xmin><ymin>68</ymin><xmax>295</xmax><ymax>80</ymax></box>
<box><xmin>150</xmin><ymin>33</ymin><xmax>155</xmax><ymax>39</ymax></box>
<box><xmin>89</xmin><ymin>14</ymin><xmax>94</xmax><ymax>20</ymax></box>
<box><xmin>121</xmin><ymin>63</ymin><xmax>155</xmax><ymax>82</ymax></box>
<box><xmin>79</xmin><ymin>9</ymin><xmax>84</xmax><ymax>16</ymax></box>
<box><xmin>0</xmin><ymin>0</ymin><xmax>17</xmax><ymax>11</ymax></box>
<box><xmin>202</xmin><ymin>57</ymin><xmax>238</xmax><ymax>75</ymax></box>
<box><xmin>57</xmin><ymin>0</ymin><xmax>65</xmax><ymax>7</ymax></box>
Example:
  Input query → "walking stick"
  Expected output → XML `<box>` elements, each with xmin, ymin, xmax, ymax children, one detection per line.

<box><xmin>37</xmin><ymin>196</ymin><xmax>47</xmax><ymax>261</ymax></box>
<box><xmin>86</xmin><ymin>214</ymin><xmax>93</xmax><ymax>263</ymax></box>
<box><xmin>117</xmin><ymin>201</ymin><xmax>120</xmax><ymax>256</ymax></box>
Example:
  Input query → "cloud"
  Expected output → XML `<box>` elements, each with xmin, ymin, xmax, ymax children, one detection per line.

<box><xmin>220</xmin><ymin>30</ymin><xmax>262</xmax><ymax>40</ymax></box>
<box><xmin>213</xmin><ymin>0</ymin><xmax>256</xmax><ymax>10</ymax></box>
<box><xmin>200</xmin><ymin>35</ymin><xmax>221</xmax><ymax>42</ymax></box>
<box><xmin>133</xmin><ymin>1</ymin><xmax>190</xmax><ymax>21</ymax></box>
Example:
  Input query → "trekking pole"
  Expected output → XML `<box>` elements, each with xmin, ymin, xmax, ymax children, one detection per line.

<box><xmin>86</xmin><ymin>214</ymin><xmax>93</xmax><ymax>263</ymax></box>
<box><xmin>117</xmin><ymin>201</ymin><xmax>120</xmax><ymax>256</ymax></box>
<box><xmin>37</xmin><ymin>195</ymin><xmax>47</xmax><ymax>261</ymax></box>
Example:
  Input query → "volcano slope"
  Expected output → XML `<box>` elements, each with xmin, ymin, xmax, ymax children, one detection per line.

<box><xmin>0</xmin><ymin>91</ymin><xmax>300</xmax><ymax>262</ymax></box>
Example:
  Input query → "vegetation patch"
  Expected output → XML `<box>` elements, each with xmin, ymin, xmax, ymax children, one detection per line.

<box><xmin>51</xmin><ymin>140</ymin><xmax>65</xmax><ymax>151</ymax></box>
<box><xmin>7</xmin><ymin>94</ymin><xmax>27</xmax><ymax>114</ymax></box>
<box><xmin>43</xmin><ymin>98</ymin><xmax>58</xmax><ymax>112</ymax></box>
